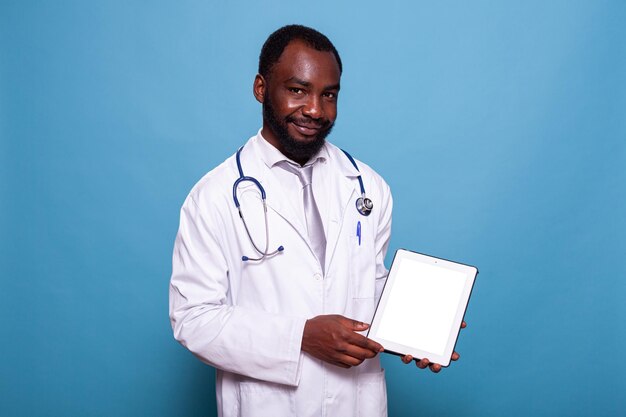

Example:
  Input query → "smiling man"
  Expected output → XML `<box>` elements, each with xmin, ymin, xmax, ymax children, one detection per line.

<box><xmin>170</xmin><ymin>25</ymin><xmax>448</xmax><ymax>417</ymax></box>
<box><xmin>254</xmin><ymin>36</ymin><xmax>339</xmax><ymax>165</ymax></box>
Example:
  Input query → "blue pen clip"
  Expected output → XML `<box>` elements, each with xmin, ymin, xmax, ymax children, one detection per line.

<box><xmin>356</xmin><ymin>221</ymin><xmax>361</xmax><ymax>246</ymax></box>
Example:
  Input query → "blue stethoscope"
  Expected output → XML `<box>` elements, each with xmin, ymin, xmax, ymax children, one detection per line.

<box><xmin>233</xmin><ymin>145</ymin><xmax>373</xmax><ymax>262</ymax></box>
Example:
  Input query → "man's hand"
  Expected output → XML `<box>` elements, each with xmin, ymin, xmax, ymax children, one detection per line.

<box><xmin>400</xmin><ymin>320</ymin><xmax>467</xmax><ymax>373</ymax></box>
<box><xmin>301</xmin><ymin>315</ymin><xmax>384</xmax><ymax>368</ymax></box>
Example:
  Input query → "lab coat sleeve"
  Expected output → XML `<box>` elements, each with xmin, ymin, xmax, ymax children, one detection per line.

<box><xmin>169</xmin><ymin>194</ymin><xmax>306</xmax><ymax>386</ymax></box>
<box><xmin>374</xmin><ymin>181</ymin><xmax>393</xmax><ymax>302</ymax></box>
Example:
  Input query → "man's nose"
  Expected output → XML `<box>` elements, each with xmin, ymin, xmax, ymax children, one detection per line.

<box><xmin>302</xmin><ymin>95</ymin><xmax>323</xmax><ymax>119</ymax></box>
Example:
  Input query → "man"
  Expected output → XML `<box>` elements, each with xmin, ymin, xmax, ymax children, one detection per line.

<box><xmin>170</xmin><ymin>24</ymin><xmax>458</xmax><ymax>417</ymax></box>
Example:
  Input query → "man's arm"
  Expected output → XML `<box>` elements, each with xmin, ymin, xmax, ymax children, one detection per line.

<box><xmin>169</xmin><ymin>195</ymin><xmax>306</xmax><ymax>386</ymax></box>
<box><xmin>374</xmin><ymin>180</ymin><xmax>393</xmax><ymax>302</ymax></box>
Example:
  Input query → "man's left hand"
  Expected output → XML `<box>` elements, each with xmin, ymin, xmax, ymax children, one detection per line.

<box><xmin>400</xmin><ymin>320</ymin><xmax>467</xmax><ymax>373</ymax></box>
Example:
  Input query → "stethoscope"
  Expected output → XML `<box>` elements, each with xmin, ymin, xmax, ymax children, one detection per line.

<box><xmin>232</xmin><ymin>145</ymin><xmax>373</xmax><ymax>262</ymax></box>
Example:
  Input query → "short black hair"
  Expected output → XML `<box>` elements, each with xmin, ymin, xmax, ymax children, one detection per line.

<box><xmin>258</xmin><ymin>24</ymin><xmax>342</xmax><ymax>79</ymax></box>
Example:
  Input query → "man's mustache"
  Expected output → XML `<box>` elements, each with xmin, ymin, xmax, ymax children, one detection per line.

<box><xmin>286</xmin><ymin>116</ymin><xmax>331</xmax><ymax>129</ymax></box>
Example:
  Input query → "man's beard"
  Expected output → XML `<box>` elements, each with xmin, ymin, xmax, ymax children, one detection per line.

<box><xmin>263</xmin><ymin>96</ymin><xmax>334</xmax><ymax>163</ymax></box>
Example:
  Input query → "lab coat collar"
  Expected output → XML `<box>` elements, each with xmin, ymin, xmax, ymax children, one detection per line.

<box><xmin>330</xmin><ymin>147</ymin><xmax>362</xmax><ymax>179</ymax></box>
<box><xmin>243</xmin><ymin>132</ymin><xmax>361</xmax><ymax>273</ymax></box>
<box><xmin>245</xmin><ymin>133</ymin><xmax>308</xmax><ymax>242</ymax></box>
<box><xmin>255</xmin><ymin>128</ymin><xmax>328</xmax><ymax>168</ymax></box>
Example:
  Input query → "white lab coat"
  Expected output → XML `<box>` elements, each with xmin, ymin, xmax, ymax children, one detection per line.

<box><xmin>170</xmin><ymin>132</ymin><xmax>393</xmax><ymax>417</ymax></box>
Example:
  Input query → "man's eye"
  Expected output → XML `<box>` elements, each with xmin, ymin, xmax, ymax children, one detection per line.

<box><xmin>323</xmin><ymin>92</ymin><xmax>337</xmax><ymax>99</ymax></box>
<box><xmin>288</xmin><ymin>88</ymin><xmax>304</xmax><ymax>94</ymax></box>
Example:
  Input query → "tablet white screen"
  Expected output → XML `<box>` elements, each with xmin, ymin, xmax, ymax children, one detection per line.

<box><xmin>375</xmin><ymin>257</ymin><xmax>467</xmax><ymax>355</ymax></box>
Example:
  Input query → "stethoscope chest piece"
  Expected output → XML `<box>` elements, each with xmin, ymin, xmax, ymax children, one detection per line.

<box><xmin>356</xmin><ymin>196</ymin><xmax>373</xmax><ymax>216</ymax></box>
<box><xmin>341</xmin><ymin>149</ymin><xmax>374</xmax><ymax>217</ymax></box>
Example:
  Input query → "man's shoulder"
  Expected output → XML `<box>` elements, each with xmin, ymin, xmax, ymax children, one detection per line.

<box><xmin>186</xmin><ymin>134</ymin><xmax>261</xmax><ymax>202</ymax></box>
<box><xmin>184</xmin><ymin>152</ymin><xmax>239</xmax><ymax>209</ymax></box>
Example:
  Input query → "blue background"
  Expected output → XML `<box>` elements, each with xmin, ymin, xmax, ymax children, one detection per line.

<box><xmin>1</xmin><ymin>1</ymin><xmax>625</xmax><ymax>416</ymax></box>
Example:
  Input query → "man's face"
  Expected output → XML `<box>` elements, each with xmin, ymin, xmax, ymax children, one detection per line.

<box><xmin>254</xmin><ymin>40</ymin><xmax>341</xmax><ymax>163</ymax></box>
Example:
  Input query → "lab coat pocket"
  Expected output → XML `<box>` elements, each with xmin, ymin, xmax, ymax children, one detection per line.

<box><xmin>357</xmin><ymin>368</ymin><xmax>388</xmax><ymax>417</ymax></box>
<box><xmin>236</xmin><ymin>380</ymin><xmax>295</xmax><ymax>417</ymax></box>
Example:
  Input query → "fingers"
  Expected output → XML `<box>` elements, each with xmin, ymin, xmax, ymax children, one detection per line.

<box><xmin>412</xmin><ymin>357</ymin><xmax>442</xmax><ymax>373</ymax></box>
<box><xmin>340</xmin><ymin>333</ymin><xmax>384</xmax><ymax>363</ymax></box>
<box><xmin>341</xmin><ymin>344</ymin><xmax>380</xmax><ymax>363</ymax></box>
<box><xmin>416</xmin><ymin>357</ymin><xmax>430</xmax><ymax>369</ymax></box>
<box><xmin>339</xmin><ymin>317</ymin><xmax>383</xmax><ymax>353</ymax></box>
<box><xmin>302</xmin><ymin>315</ymin><xmax>384</xmax><ymax>369</ymax></box>
<box><xmin>349</xmin><ymin>332</ymin><xmax>384</xmax><ymax>353</ymax></box>
<box><xmin>333</xmin><ymin>321</ymin><xmax>384</xmax><ymax>366</ymax></box>
<box><xmin>338</xmin><ymin>316</ymin><xmax>370</xmax><ymax>331</ymax></box>
<box><xmin>335</xmin><ymin>351</ymin><xmax>372</xmax><ymax>367</ymax></box>
<box><xmin>401</xmin><ymin>353</ymin><xmax>458</xmax><ymax>371</ymax></box>
<box><xmin>332</xmin><ymin>338</ymin><xmax>382</xmax><ymax>367</ymax></box>
<box><xmin>429</xmin><ymin>363</ymin><xmax>442</xmax><ymax>373</ymax></box>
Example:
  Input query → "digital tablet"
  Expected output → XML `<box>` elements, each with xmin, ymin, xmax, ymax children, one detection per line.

<box><xmin>367</xmin><ymin>249</ymin><xmax>478</xmax><ymax>367</ymax></box>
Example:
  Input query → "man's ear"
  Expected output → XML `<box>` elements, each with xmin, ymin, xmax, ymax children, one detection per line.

<box><xmin>253</xmin><ymin>74</ymin><xmax>266</xmax><ymax>104</ymax></box>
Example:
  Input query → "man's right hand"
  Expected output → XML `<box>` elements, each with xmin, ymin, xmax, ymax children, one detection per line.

<box><xmin>301</xmin><ymin>315</ymin><xmax>384</xmax><ymax>368</ymax></box>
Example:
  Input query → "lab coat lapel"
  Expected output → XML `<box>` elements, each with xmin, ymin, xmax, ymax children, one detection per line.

<box><xmin>239</xmin><ymin>136</ymin><xmax>360</xmax><ymax>270</ymax></box>
<box><xmin>324</xmin><ymin>149</ymin><xmax>360</xmax><ymax>272</ymax></box>
<box><xmin>258</xmin><ymin>163</ymin><xmax>309</xmax><ymax>242</ymax></box>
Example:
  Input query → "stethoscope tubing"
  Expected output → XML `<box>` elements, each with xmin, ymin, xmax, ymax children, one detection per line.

<box><xmin>233</xmin><ymin>144</ymin><xmax>372</xmax><ymax>262</ymax></box>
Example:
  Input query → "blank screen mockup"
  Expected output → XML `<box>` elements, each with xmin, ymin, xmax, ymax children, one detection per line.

<box><xmin>375</xmin><ymin>257</ymin><xmax>467</xmax><ymax>355</ymax></box>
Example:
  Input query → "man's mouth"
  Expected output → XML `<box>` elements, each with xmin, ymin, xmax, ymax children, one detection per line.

<box><xmin>290</xmin><ymin>119</ymin><xmax>325</xmax><ymax>136</ymax></box>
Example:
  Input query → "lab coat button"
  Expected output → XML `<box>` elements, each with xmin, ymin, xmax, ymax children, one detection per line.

<box><xmin>313</xmin><ymin>273</ymin><xmax>322</xmax><ymax>281</ymax></box>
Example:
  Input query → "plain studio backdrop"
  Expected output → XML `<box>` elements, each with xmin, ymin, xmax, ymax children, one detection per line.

<box><xmin>1</xmin><ymin>1</ymin><xmax>624</xmax><ymax>416</ymax></box>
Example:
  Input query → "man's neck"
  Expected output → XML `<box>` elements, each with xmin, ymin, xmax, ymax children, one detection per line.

<box><xmin>260</xmin><ymin>125</ymin><xmax>310</xmax><ymax>166</ymax></box>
